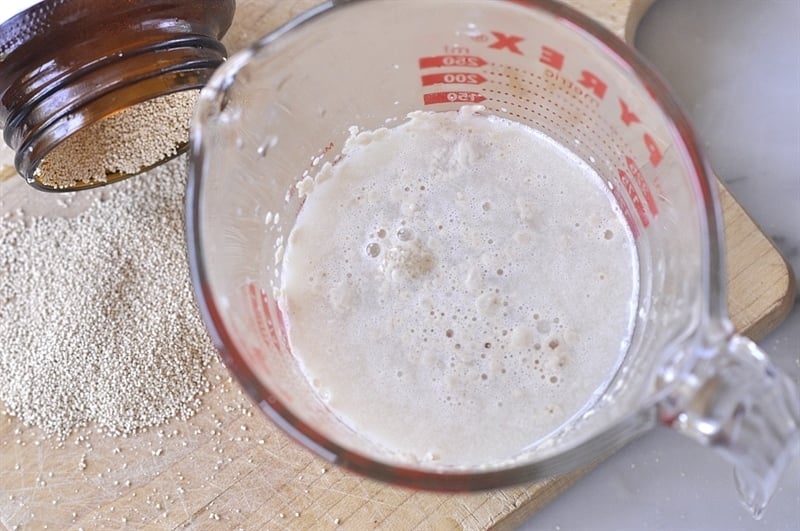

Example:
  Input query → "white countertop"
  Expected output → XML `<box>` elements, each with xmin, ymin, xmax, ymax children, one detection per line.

<box><xmin>523</xmin><ymin>1</ymin><xmax>800</xmax><ymax>529</ymax></box>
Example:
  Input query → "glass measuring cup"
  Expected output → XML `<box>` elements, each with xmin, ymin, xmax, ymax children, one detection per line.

<box><xmin>186</xmin><ymin>0</ymin><xmax>799</xmax><ymax>517</ymax></box>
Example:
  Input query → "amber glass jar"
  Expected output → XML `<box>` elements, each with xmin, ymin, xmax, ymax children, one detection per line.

<box><xmin>0</xmin><ymin>0</ymin><xmax>236</xmax><ymax>191</ymax></box>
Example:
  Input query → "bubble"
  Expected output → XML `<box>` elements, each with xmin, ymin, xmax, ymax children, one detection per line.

<box><xmin>366</xmin><ymin>243</ymin><xmax>381</xmax><ymax>257</ymax></box>
<box><xmin>480</xmin><ymin>373</ymin><xmax>488</xmax><ymax>380</ymax></box>
<box><xmin>397</xmin><ymin>227</ymin><xmax>414</xmax><ymax>241</ymax></box>
<box><xmin>604</xmin><ymin>229</ymin><xmax>614</xmax><ymax>240</ymax></box>
<box><xmin>537</xmin><ymin>320</ymin><xmax>551</xmax><ymax>334</ymax></box>
<box><xmin>484</xmin><ymin>342</ymin><xmax>492</xmax><ymax>349</ymax></box>
<box><xmin>550</xmin><ymin>376</ymin><xmax>558</xmax><ymax>383</ymax></box>
<box><xmin>496</xmin><ymin>268</ymin><xmax>504</xmax><ymax>276</ymax></box>
<box><xmin>548</xmin><ymin>339</ymin><xmax>560</xmax><ymax>350</ymax></box>
<box><xmin>445</xmin><ymin>329</ymin><xmax>454</xmax><ymax>338</ymax></box>
<box><xmin>377</xmin><ymin>228</ymin><xmax>387</xmax><ymax>238</ymax></box>
<box><xmin>482</xmin><ymin>201</ymin><xmax>491</xmax><ymax>212</ymax></box>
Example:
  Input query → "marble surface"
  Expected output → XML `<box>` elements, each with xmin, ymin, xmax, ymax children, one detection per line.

<box><xmin>523</xmin><ymin>0</ymin><xmax>800</xmax><ymax>529</ymax></box>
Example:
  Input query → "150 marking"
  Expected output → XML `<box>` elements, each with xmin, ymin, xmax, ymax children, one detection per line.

<box><xmin>423</xmin><ymin>91</ymin><xmax>486</xmax><ymax>105</ymax></box>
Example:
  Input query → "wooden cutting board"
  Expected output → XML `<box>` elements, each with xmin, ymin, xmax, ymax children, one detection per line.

<box><xmin>0</xmin><ymin>1</ymin><xmax>794</xmax><ymax>529</ymax></box>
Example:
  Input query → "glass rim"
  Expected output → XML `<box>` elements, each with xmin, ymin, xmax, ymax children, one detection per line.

<box><xmin>186</xmin><ymin>0</ymin><xmax>726</xmax><ymax>490</ymax></box>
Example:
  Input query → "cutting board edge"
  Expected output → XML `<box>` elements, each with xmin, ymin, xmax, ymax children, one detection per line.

<box><xmin>742</xmin><ymin>252</ymin><xmax>796</xmax><ymax>341</ymax></box>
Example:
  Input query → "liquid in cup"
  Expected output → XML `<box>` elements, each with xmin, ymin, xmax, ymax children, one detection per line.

<box><xmin>188</xmin><ymin>0</ymin><xmax>799</xmax><ymax>518</ymax></box>
<box><xmin>280</xmin><ymin>107</ymin><xmax>639</xmax><ymax>466</ymax></box>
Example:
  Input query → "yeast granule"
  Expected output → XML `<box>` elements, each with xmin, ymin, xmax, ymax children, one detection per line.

<box><xmin>33</xmin><ymin>90</ymin><xmax>198</xmax><ymax>189</ymax></box>
<box><xmin>0</xmin><ymin>156</ymin><xmax>216</xmax><ymax>437</ymax></box>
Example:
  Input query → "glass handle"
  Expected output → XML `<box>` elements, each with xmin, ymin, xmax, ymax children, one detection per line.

<box><xmin>657</xmin><ymin>333</ymin><xmax>800</xmax><ymax>519</ymax></box>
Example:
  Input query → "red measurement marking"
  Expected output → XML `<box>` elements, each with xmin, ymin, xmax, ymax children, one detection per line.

<box><xmin>273</xmin><ymin>303</ymin><xmax>291</xmax><ymax>353</ymax></box>
<box><xmin>259</xmin><ymin>286</ymin><xmax>290</xmax><ymax>352</ymax></box>
<box><xmin>618</xmin><ymin>169</ymin><xmax>649</xmax><ymax>228</ymax></box>
<box><xmin>418</xmin><ymin>55</ymin><xmax>487</xmax><ymax>68</ymax></box>
<box><xmin>229</xmin><ymin>320</ymin><xmax>272</xmax><ymax>377</ymax></box>
<box><xmin>644</xmin><ymin>133</ymin><xmax>663</xmax><ymax>167</ymax></box>
<box><xmin>421</xmin><ymin>72</ymin><xmax>487</xmax><ymax>86</ymax></box>
<box><xmin>247</xmin><ymin>283</ymin><xmax>277</xmax><ymax>350</ymax></box>
<box><xmin>625</xmin><ymin>156</ymin><xmax>659</xmax><ymax>216</ymax></box>
<box><xmin>423</xmin><ymin>91</ymin><xmax>486</xmax><ymax>105</ymax></box>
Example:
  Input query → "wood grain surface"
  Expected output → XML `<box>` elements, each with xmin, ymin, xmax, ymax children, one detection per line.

<box><xmin>0</xmin><ymin>1</ymin><xmax>794</xmax><ymax>529</ymax></box>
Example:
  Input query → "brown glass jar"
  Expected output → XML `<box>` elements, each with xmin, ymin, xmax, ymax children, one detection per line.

<box><xmin>0</xmin><ymin>0</ymin><xmax>236</xmax><ymax>191</ymax></box>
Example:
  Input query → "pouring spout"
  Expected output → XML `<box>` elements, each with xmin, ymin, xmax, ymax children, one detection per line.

<box><xmin>657</xmin><ymin>333</ymin><xmax>800</xmax><ymax>519</ymax></box>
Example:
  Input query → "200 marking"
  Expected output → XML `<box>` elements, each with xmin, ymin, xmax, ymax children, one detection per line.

<box><xmin>443</xmin><ymin>73</ymin><xmax>479</xmax><ymax>84</ymax></box>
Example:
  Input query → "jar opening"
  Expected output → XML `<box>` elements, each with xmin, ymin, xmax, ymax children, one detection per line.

<box><xmin>31</xmin><ymin>90</ymin><xmax>198</xmax><ymax>190</ymax></box>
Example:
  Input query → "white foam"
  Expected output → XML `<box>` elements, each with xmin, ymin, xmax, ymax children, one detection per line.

<box><xmin>279</xmin><ymin>107</ymin><xmax>638</xmax><ymax>466</ymax></box>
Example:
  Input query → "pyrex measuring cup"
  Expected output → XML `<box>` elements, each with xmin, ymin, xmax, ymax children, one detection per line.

<box><xmin>187</xmin><ymin>0</ymin><xmax>799</xmax><ymax>517</ymax></box>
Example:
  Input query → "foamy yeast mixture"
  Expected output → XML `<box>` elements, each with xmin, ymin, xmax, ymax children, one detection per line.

<box><xmin>279</xmin><ymin>106</ymin><xmax>638</xmax><ymax>466</ymax></box>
